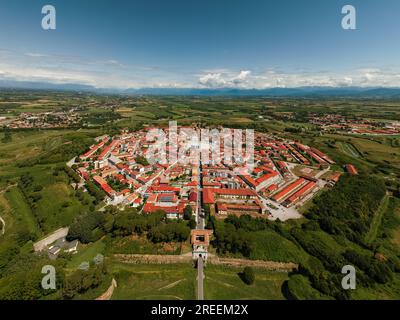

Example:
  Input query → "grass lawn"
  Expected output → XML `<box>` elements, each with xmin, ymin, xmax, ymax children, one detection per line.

<box><xmin>109</xmin><ymin>262</ymin><xmax>196</xmax><ymax>300</ymax></box>
<box><xmin>248</xmin><ymin>230</ymin><xmax>309</xmax><ymax>263</ymax></box>
<box><xmin>34</xmin><ymin>181</ymin><xmax>86</xmax><ymax>232</ymax></box>
<box><xmin>4</xmin><ymin>186</ymin><xmax>40</xmax><ymax>236</ymax></box>
<box><xmin>204</xmin><ymin>265</ymin><xmax>288</xmax><ymax>300</ymax></box>
<box><xmin>67</xmin><ymin>239</ymin><xmax>106</xmax><ymax>270</ymax></box>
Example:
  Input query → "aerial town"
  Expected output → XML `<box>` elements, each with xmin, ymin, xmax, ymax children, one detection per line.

<box><xmin>307</xmin><ymin>113</ymin><xmax>400</xmax><ymax>135</ymax></box>
<box><xmin>3</xmin><ymin>110</ymin><xmax>82</xmax><ymax>129</ymax></box>
<box><xmin>69</xmin><ymin>126</ymin><xmax>355</xmax><ymax>222</ymax></box>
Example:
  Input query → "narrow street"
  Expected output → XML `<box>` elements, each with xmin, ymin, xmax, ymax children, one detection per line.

<box><xmin>195</xmin><ymin>160</ymin><xmax>205</xmax><ymax>300</ymax></box>
<box><xmin>197</xmin><ymin>257</ymin><xmax>204</xmax><ymax>300</ymax></box>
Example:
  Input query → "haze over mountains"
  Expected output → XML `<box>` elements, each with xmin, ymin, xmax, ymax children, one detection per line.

<box><xmin>1</xmin><ymin>79</ymin><xmax>400</xmax><ymax>98</ymax></box>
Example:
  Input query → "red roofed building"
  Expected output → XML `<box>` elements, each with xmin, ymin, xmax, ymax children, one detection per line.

<box><xmin>148</xmin><ymin>185</ymin><xmax>180</xmax><ymax>194</ymax></box>
<box><xmin>262</xmin><ymin>183</ymin><xmax>278</xmax><ymax>194</ymax></box>
<box><xmin>310</xmin><ymin>147</ymin><xmax>335</xmax><ymax>164</ymax></box>
<box><xmin>241</xmin><ymin>170</ymin><xmax>279</xmax><ymax>191</ymax></box>
<box><xmin>93</xmin><ymin>175</ymin><xmax>115</xmax><ymax>197</ymax></box>
<box><xmin>345</xmin><ymin>164</ymin><xmax>358</xmax><ymax>175</ymax></box>
<box><xmin>189</xmin><ymin>191</ymin><xmax>198</xmax><ymax>203</ymax></box>
<box><xmin>77</xmin><ymin>168</ymin><xmax>89</xmax><ymax>180</ymax></box>
<box><xmin>272</xmin><ymin>178</ymin><xmax>306</xmax><ymax>203</ymax></box>
<box><xmin>254</xmin><ymin>171</ymin><xmax>279</xmax><ymax>191</ymax></box>
<box><xmin>98</xmin><ymin>140</ymin><xmax>119</xmax><ymax>160</ymax></box>
<box><xmin>120</xmin><ymin>188</ymin><xmax>131</xmax><ymax>196</ymax></box>
<box><xmin>203</xmin><ymin>188</ymin><xmax>257</xmax><ymax>204</ymax></box>
<box><xmin>143</xmin><ymin>201</ymin><xmax>186</xmax><ymax>219</ymax></box>
<box><xmin>80</xmin><ymin>137</ymin><xmax>109</xmax><ymax>159</ymax></box>
<box><xmin>284</xmin><ymin>181</ymin><xmax>316</xmax><ymax>207</ymax></box>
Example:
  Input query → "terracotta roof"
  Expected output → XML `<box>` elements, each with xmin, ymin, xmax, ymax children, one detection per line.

<box><xmin>272</xmin><ymin>178</ymin><xmax>306</xmax><ymax>202</ymax></box>
<box><xmin>203</xmin><ymin>188</ymin><xmax>257</xmax><ymax>204</ymax></box>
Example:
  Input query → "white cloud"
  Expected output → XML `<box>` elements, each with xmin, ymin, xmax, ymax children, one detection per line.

<box><xmin>1</xmin><ymin>49</ymin><xmax>400</xmax><ymax>89</ymax></box>
<box><xmin>199</xmin><ymin>73</ymin><xmax>226</xmax><ymax>87</ymax></box>
<box><xmin>199</xmin><ymin>70</ymin><xmax>252</xmax><ymax>88</ymax></box>
<box><xmin>198</xmin><ymin>68</ymin><xmax>400</xmax><ymax>89</ymax></box>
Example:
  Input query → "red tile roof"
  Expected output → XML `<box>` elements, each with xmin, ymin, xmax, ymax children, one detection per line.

<box><xmin>287</xmin><ymin>181</ymin><xmax>316</xmax><ymax>204</ymax></box>
<box><xmin>346</xmin><ymin>164</ymin><xmax>358</xmax><ymax>175</ymax></box>
<box><xmin>189</xmin><ymin>191</ymin><xmax>198</xmax><ymax>202</ymax></box>
<box><xmin>203</xmin><ymin>188</ymin><xmax>257</xmax><ymax>204</ymax></box>
<box><xmin>272</xmin><ymin>178</ymin><xmax>306</xmax><ymax>202</ymax></box>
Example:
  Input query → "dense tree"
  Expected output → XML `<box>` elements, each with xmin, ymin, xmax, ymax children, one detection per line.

<box><xmin>62</xmin><ymin>263</ymin><xmax>107</xmax><ymax>299</ymax></box>
<box><xmin>241</xmin><ymin>267</ymin><xmax>255</xmax><ymax>285</ymax></box>
<box><xmin>183</xmin><ymin>205</ymin><xmax>193</xmax><ymax>220</ymax></box>
<box><xmin>67</xmin><ymin>211</ymin><xmax>106</xmax><ymax>243</ymax></box>
<box><xmin>147</xmin><ymin>222</ymin><xmax>190</xmax><ymax>243</ymax></box>
<box><xmin>85</xmin><ymin>181</ymin><xmax>106</xmax><ymax>203</ymax></box>
<box><xmin>308</xmin><ymin>175</ymin><xmax>386</xmax><ymax>244</ymax></box>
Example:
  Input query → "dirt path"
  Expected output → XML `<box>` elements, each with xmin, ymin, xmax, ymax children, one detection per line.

<box><xmin>0</xmin><ymin>216</ymin><xmax>5</xmax><ymax>235</ymax></box>
<box><xmin>96</xmin><ymin>278</ymin><xmax>117</xmax><ymax>300</ymax></box>
<box><xmin>208</xmin><ymin>256</ymin><xmax>298</xmax><ymax>272</ymax></box>
<box><xmin>158</xmin><ymin>279</ymin><xmax>185</xmax><ymax>291</ymax></box>
<box><xmin>114</xmin><ymin>254</ymin><xmax>298</xmax><ymax>272</ymax></box>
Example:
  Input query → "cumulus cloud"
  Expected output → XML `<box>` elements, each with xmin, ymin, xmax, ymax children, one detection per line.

<box><xmin>197</xmin><ymin>68</ymin><xmax>400</xmax><ymax>89</ymax></box>
<box><xmin>199</xmin><ymin>70</ymin><xmax>252</xmax><ymax>88</ymax></box>
<box><xmin>1</xmin><ymin>49</ymin><xmax>400</xmax><ymax>89</ymax></box>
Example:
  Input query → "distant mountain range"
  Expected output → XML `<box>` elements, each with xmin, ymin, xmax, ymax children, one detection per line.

<box><xmin>1</xmin><ymin>79</ymin><xmax>400</xmax><ymax>98</ymax></box>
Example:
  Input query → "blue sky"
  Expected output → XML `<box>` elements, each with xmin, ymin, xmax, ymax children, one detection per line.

<box><xmin>0</xmin><ymin>0</ymin><xmax>400</xmax><ymax>89</ymax></box>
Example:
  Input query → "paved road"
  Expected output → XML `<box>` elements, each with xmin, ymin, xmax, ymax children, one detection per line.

<box><xmin>195</xmin><ymin>160</ymin><xmax>206</xmax><ymax>300</ymax></box>
<box><xmin>196</xmin><ymin>161</ymin><xmax>205</xmax><ymax>230</ymax></box>
<box><xmin>197</xmin><ymin>257</ymin><xmax>204</xmax><ymax>300</ymax></box>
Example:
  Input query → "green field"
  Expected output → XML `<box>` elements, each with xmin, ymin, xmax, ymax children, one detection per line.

<box><xmin>66</xmin><ymin>239</ymin><xmax>106</xmax><ymax>270</ymax></box>
<box><xmin>248</xmin><ymin>230</ymin><xmax>309</xmax><ymax>263</ymax></box>
<box><xmin>4</xmin><ymin>186</ymin><xmax>40</xmax><ymax>237</ymax></box>
<box><xmin>338</xmin><ymin>141</ymin><xmax>362</xmax><ymax>158</ymax></box>
<box><xmin>205</xmin><ymin>265</ymin><xmax>288</xmax><ymax>300</ymax></box>
<box><xmin>109</xmin><ymin>262</ymin><xmax>196</xmax><ymax>300</ymax></box>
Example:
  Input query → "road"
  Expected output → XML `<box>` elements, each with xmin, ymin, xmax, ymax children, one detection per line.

<box><xmin>96</xmin><ymin>278</ymin><xmax>117</xmax><ymax>300</ymax></box>
<box><xmin>195</xmin><ymin>160</ymin><xmax>205</xmax><ymax>300</ymax></box>
<box><xmin>197</xmin><ymin>257</ymin><xmax>204</xmax><ymax>300</ymax></box>
<box><xmin>196</xmin><ymin>161</ymin><xmax>205</xmax><ymax>230</ymax></box>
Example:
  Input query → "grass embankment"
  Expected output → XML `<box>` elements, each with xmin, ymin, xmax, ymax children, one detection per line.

<box><xmin>365</xmin><ymin>195</ymin><xmax>390</xmax><ymax>244</ymax></box>
<box><xmin>109</xmin><ymin>262</ymin><xmax>196</xmax><ymax>300</ymax></box>
<box><xmin>205</xmin><ymin>265</ymin><xmax>288</xmax><ymax>300</ymax></box>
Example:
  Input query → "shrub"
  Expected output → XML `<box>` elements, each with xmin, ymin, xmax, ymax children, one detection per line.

<box><xmin>241</xmin><ymin>267</ymin><xmax>255</xmax><ymax>285</ymax></box>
